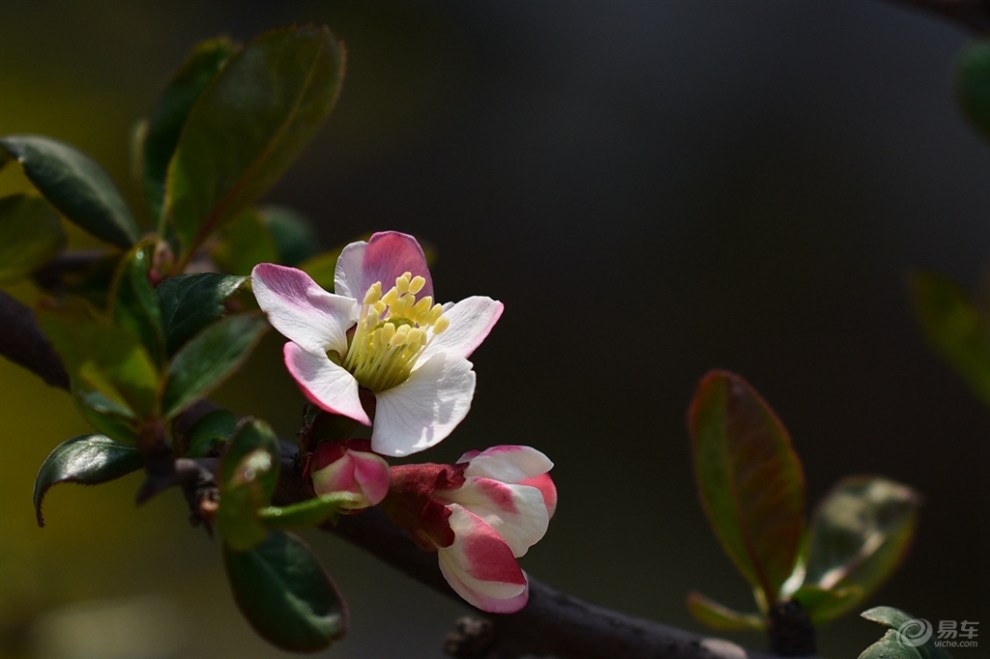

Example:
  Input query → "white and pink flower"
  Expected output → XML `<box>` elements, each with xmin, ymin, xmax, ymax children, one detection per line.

<box><xmin>251</xmin><ymin>231</ymin><xmax>503</xmax><ymax>457</ymax></box>
<box><xmin>385</xmin><ymin>445</ymin><xmax>556</xmax><ymax>613</ymax></box>
<box><xmin>309</xmin><ymin>439</ymin><xmax>390</xmax><ymax>509</ymax></box>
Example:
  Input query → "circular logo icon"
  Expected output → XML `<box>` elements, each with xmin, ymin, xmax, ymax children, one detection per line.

<box><xmin>896</xmin><ymin>618</ymin><xmax>933</xmax><ymax>647</ymax></box>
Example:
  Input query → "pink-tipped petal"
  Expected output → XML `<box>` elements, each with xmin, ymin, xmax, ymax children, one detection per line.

<box><xmin>351</xmin><ymin>450</ymin><xmax>391</xmax><ymax>506</ymax></box>
<box><xmin>371</xmin><ymin>353</ymin><xmax>475</xmax><ymax>457</ymax></box>
<box><xmin>252</xmin><ymin>263</ymin><xmax>356</xmax><ymax>354</ymax></box>
<box><xmin>422</xmin><ymin>296</ymin><xmax>503</xmax><ymax>361</ymax></box>
<box><xmin>444</xmin><ymin>479</ymin><xmax>550</xmax><ymax>557</ymax></box>
<box><xmin>335</xmin><ymin>231</ymin><xmax>433</xmax><ymax>301</ymax></box>
<box><xmin>437</xmin><ymin>506</ymin><xmax>529</xmax><ymax>613</ymax></box>
<box><xmin>284</xmin><ymin>343</ymin><xmax>371</xmax><ymax>425</ymax></box>
<box><xmin>521</xmin><ymin>473</ymin><xmax>557</xmax><ymax>518</ymax></box>
<box><xmin>461</xmin><ymin>445</ymin><xmax>554</xmax><ymax>483</ymax></box>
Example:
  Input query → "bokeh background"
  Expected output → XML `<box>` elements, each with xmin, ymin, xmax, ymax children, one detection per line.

<box><xmin>1</xmin><ymin>1</ymin><xmax>988</xmax><ymax>657</ymax></box>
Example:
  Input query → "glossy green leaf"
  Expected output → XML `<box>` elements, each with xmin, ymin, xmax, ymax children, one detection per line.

<box><xmin>0</xmin><ymin>135</ymin><xmax>140</xmax><ymax>247</ymax></box>
<box><xmin>162</xmin><ymin>312</ymin><xmax>267</xmax><ymax>418</ymax></box>
<box><xmin>223</xmin><ymin>530</ymin><xmax>347</xmax><ymax>652</ymax></box>
<box><xmin>216</xmin><ymin>418</ymin><xmax>280</xmax><ymax>551</ymax></box>
<box><xmin>258</xmin><ymin>492</ymin><xmax>363</xmax><ymax>530</ymax></box>
<box><xmin>802</xmin><ymin>477</ymin><xmax>920</xmax><ymax>621</ymax></box>
<box><xmin>184</xmin><ymin>408</ymin><xmax>238</xmax><ymax>457</ymax></box>
<box><xmin>77</xmin><ymin>390</ymin><xmax>140</xmax><ymax>445</ymax></box>
<box><xmin>157</xmin><ymin>273</ymin><xmax>247</xmax><ymax>355</ymax></box>
<box><xmin>860</xmin><ymin>607</ymin><xmax>953</xmax><ymax>659</ymax></box>
<box><xmin>0</xmin><ymin>194</ymin><xmax>66</xmax><ymax>283</ymax></box>
<box><xmin>909</xmin><ymin>272</ymin><xmax>990</xmax><ymax>406</ymax></box>
<box><xmin>688</xmin><ymin>370</ymin><xmax>806</xmax><ymax>606</ymax></box>
<box><xmin>110</xmin><ymin>246</ymin><xmax>165</xmax><ymax>366</ymax></box>
<box><xmin>164</xmin><ymin>25</ymin><xmax>345</xmax><ymax>255</ymax></box>
<box><xmin>39</xmin><ymin>302</ymin><xmax>159</xmax><ymax>420</ymax></box>
<box><xmin>33</xmin><ymin>434</ymin><xmax>142</xmax><ymax>526</ymax></box>
<box><xmin>686</xmin><ymin>592</ymin><xmax>764</xmax><ymax>631</ymax></box>
<box><xmin>141</xmin><ymin>36</ymin><xmax>239</xmax><ymax>224</ymax></box>
<box><xmin>957</xmin><ymin>40</ymin><xmax>990</xmax><ymax>142</ymax></box>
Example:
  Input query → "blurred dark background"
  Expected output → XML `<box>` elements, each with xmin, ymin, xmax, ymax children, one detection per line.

<box><xmin>1</xmin><ymin>1</ymin><xmax>987</xmax><ymax>657</ymax></box>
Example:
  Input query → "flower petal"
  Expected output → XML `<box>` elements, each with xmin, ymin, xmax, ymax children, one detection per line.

<box><xmin>335</xmin><ymin>231</ymin><xmax>433</xmax><ymax>301</ymax></box>
<box><xmin>284</xmin><ymin>343</ymin><xmax>370</xmax><ymax>425</ymax></box>
<box><xmin>460</xmin><ymin>445</ymin><xmax>554</xmax><ymax>483</ymax></box>
<box><xmin>311</xmin><ymin>446</ymin><xmax>390</xmax><ymax>507</ymax></box>
<box><xmin>351</xmin><ymin>450</ymin><xmax>391</xmax><ymax>506</ymax></box>
<box><xmin>422</xmin><ymin>296</ymin><xmax>503</xmax><ymax>361</ymax></box>
<box><xmin>252</xmin><ymin>263</ymin><xmax>356</xmax><ymax>354</ymax></box>
<box><xmin>444</xmin><ymin>478</ymin><xmax>550</xmax><ymax>557</ymax></box>
<box><xmin>371</xmin><ymin>353</ymin><xmax>475</xmax><ymax>457</ymax></box>
<box><xmin>437</xmin><ymin>505</ymin><xmax>528</xmax><ymax>613</ymax></box>
<box><xmin>520</xmin><ymin>473</ymin><xmax>558</xmax><ymax>518</ymax></box>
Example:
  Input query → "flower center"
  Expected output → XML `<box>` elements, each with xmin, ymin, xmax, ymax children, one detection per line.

<box><xmin>340</xmin><ymin>271</ymin><xmax>449</xmax><ymax>392</ymax></box>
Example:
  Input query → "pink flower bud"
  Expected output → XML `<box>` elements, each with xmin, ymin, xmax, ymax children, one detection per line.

<box><xmin>310</xmin><ymin>440</ymin><xmax>390</xmax><ymax>509</ymax></box>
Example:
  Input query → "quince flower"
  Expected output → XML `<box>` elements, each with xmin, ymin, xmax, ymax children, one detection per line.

<box><xmin>385</xmin><ymin>445</ymin><xmax>556</xmax><ymax>613</ymax></box>
<box><xmin>309</xmin><ymin>439</ymin><xmax>390</xmax><ymax>509</ymax></box>
<box><xmin>251</xmin><ymin>231</ymin><xmax>503</xmax><ymax>457</ymax></box>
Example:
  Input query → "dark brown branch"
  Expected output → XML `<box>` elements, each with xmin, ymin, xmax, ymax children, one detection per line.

<box><xmin>1</xmin><ymin>286</ymin><xmax>809</xmax><ymax>659</ymax></box>
<box><xmin>878</xmin><ymin>0</ymin><xmax>990</xmax><ymax>33</ymax></box>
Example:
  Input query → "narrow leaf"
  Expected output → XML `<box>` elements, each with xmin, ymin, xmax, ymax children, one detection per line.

<box><xmin>802</xmin><ymin>477</ymin><xmax>920</xmax><ymax>621</ymax></box>
<box><xmin>110</xmin><ymin>246</ymin><xmax>165</xmax><ymax>366</ymax></box>
<box><xmin>223</xmin><ymin>530</ymin><xmax>347</xmax><ymax>652</ymax></box>
<box><xmin>161</xmin><ymin>312</ymin><xmax>267</xmax><ymax>418</ymax></box>
<box><xmin>39</xmin><ymin>302</ymin><xmax>159</xmax><ymax>420</ymax></box>
<box><xmin>34</xmin><ymin>434</ymin><xmax>142</xmax><ymax>526</ymax></box>
<box><xmin>141</xmin><ymin>36</ymin><xmax>239</xmax><ymax>224</ymax></box>
<box><xmin>686</xmin><ymin>592</ymin><xmax>765</xmax><ymax>631</ymax></box>
<box><xmin>258</xmin><ymin>493</ymin><xmax>363</xmax><ymax>530</ymax></box>
<box><xmin>0</xmin><ymin>194</ymin><xmax>66</xmax><ymax>283</ymax></box>
<box><xmin>688</xmin><ymin>370</ymin><xmax>806</xmax><ymax>605</ymax></box>
<box><xmin>165</xmin><ymin>25</ymin><xmax>345</xmax><ymax>254</ymax></box>
<box><xmin>860</xmin><ymin>607</ymin><xmax>953</xmax><ymax>659</ymax></box>
<box><xmin>0</xmin><ymin>135</ymin><xmax>140</xmax><ymax>247</ymax></box>
<box><xmin>909</xmin><ymin>271</ymin><xmax>990</xmax><ymax>406</ymax></box>
<box><xmin>210</xmin><ymin>207</ymin><xmax>280</xmax><ymax>275</ymax></box>
<box><xmin>216</xmin><ymin>418</ymin><xmax>281</xmax><ymax>551</ymax></box>
<box><xmin>157</xmin><ymin>273</ymin><xmax>247</xmax><ymax>355</ymax></box>
<box><xmin>184</xmin><ymin>408</ymin><xmax>238</xmax><ymax>457</ymax></box>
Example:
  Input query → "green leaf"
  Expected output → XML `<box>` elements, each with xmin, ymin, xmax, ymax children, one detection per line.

<box><xmin>157</xmin><ymin>273</ymin><xmax>247</xmax><ymax>355</ymax></box>
<box><xmin>790</xmin><ymin>583</ymin><xmax>864</xmax><ymax>624</ymax></box>
<box><xmin>110</xmin><ymin>245</ymin><xmax>165</xmax><ymax>366</ymax></box>
<box><xmin>164</xmin><ymin>25</ymin><xmax>345</xmax><ymax>256</ymax></box>
<box><xmin>957</xmin><ymin>40</ymin><xmax>990</xmax><ymax>142</ymax></box>
<box><xmin>0</xmin><ymin>135</ymin><xmax>140</xmax><ymax>247</ymax></box>
<box><xmin>162</xmin><ymin>312</ymin><xmax>267</xmax><ymax>418</ymax></box>
<box><xmin>0</xmin><ymin>194</ymin><xmax>66</xmax><ymax>283</ymax></box>
<box><xmin>297</xmin><ymin>246</ymin><xmax>344</xmax><ymax>291</ymax></box>
<box><xmin>860</xmin><ymin>607</ymin><xmax>954</xmax><ymax>659</ymax></box>
<box><xmin>211</xmin><ymin>207</ymin><xmax>281</xmax><ymax>275</ymax></box>
<box><xmin>76</xmin><ymin>390</ymin><xmax>140</xmax><ymax>445</ymax></box>
<box><xmin>140</xmin><ymin>36</ymin><xmax>240</xmax><ymax>225</ymax></box>
<box><xmin>909</xmin><ymin>272</ymin><xmax>990</xmax><ymax>406</ymax></box>
<box><xmin>39</xmin><ymin>301</ymin><xmax>159</xmax><ymax>421</ymax></box>
<box><xmin>33</xmin><ymin>434</ymin><xmax>142</xmax><ymax>526</ymax></box>
<box><xmin>184</xmin><ymin>408</ymin><xmax>238</xmax><ymax>457</ymax></box>
<box><xmin>686</xmin><ymin>592</ymin><xmax>765</xmax><ymax>631</ymax></box>
<box><xmin>688</xmin><ymin>370</ymin><xmax>806</xmax><ymax>606</ymax></box>
<box><xmin>216</xmin><ymin>418</ymin><xmax>280</xmax><ymax>551</ymax></box>
<box><xmin>802</xmin><ymin>477</ymin><xmax>920</xmax><ymax>621</ymax></box>
<box><xmin>223</xmin><ymin>530</ymin><xmax>347</xmax><ymax>652</ymax></box>
<box><xmin>258</xmin><ymin>492</ymin><xmax>363</xmax><ymax>530</ymax></box>
<box><xmin>262</xmin><ymin>205</ymin><xmax>320</xmax><ymax>266</ymax></box>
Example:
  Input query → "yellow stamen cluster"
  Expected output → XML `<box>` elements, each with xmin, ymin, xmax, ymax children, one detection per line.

<box><xmin>341</xmin><ymin>272</ymin><xmax>449</xmax><ymax>391</ymax></box>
